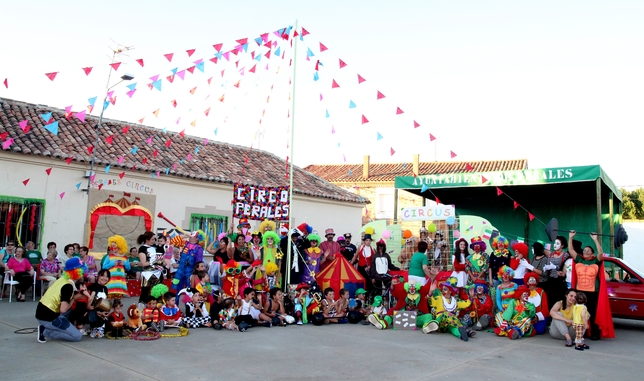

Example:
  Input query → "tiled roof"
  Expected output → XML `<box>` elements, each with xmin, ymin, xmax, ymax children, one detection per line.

<box><xmin>303</xmin><ymin>159</ymin><xmax>528</xmax><ymax>183</ymax></box>
<box><xmin>0</xmin><ymin>97</ymin><xmax>366</xmax><ymax>204</ymax></box>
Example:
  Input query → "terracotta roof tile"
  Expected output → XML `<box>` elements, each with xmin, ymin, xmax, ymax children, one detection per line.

<box><xmin>0</xmin><ymin>97</ymin><xmax>366</xmax><ymax>204</ymax></box>
<box><xmin>304</xmin><ymin>159</ymin><xmax>528</xmax><ymax>183</ymax></box>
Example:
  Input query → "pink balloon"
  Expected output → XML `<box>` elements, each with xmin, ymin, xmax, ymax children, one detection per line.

<box><xmin>245</xmin><ymin>235</ymin><xmax>252</xmax><ymax>242</ymax></box>
<box><xmin>453</xmin><ymin>230</ymin><xmax>460</xmax><ymax>238</ymax></box>
<box><xmin>382</xmin><ymin>230</ymin><xmax>391</xmax><ymax>239</ymax></box>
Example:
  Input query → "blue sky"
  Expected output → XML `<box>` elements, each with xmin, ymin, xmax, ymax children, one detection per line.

<box><xmin>2</xmin><ymin>1</ymin><xmax>643</xmax><ymax>187</ymax></box>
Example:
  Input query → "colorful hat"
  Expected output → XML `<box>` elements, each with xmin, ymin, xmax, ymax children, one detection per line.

<box><xmin>308</xmin><ymin>233</ymin><xmax>321</xmax><ymax>243</ymax></box>
<box><xmin>523</xmin><ymin>272</ymin><xmax>540</xmax><ymax>286</ymax></box>
<box><xmin>296</xmin><ymin>282</ymin><xmax>310</xmax><ymax>291</ymax></box>
<box><xmin>297</xmin><ymin>223</ymin><xmax>313</xmax><ymax>235</ymax></box>
<box><xmin>190</xmin><ymin>230</ymin><xmax>206</xmax><ymax>246</ymax></box>
<box><xmin>515</xmin><ymin>286</ymin><xmax>531</xmax><ymax>300</ymax></box>
<box><xmin>251</xmin><ymin>230</ymin><xmax>263</xmax><ymax>239</ymax></box>
<box><xmin>470</xmin><ymin>236</ymin><xmax>487</xmax><ymax>251</ymax></box>
<box><xmin>324</xmin><ymin>228</ymin><xmax>335</xmax><ymax>236</ymax></box>
<box><xmin>355</xmin><ymin>288</ymin><xmax>366</xmax><ymax>295</ymax></box>
<box><xmin>511</xmin><ymin>242</ymin><xmax>529</xmax><ymax>256</ymax></box>
<box><xmin>440</xmin><ymin>277</ymin><xmax>459</xmax><ymax>294</ymax></box>
<box><xmin>337</xmin><ymin>236</ymin><xmax>345</xmax><ymax>242</ymax></box>
<box><xmin>237</xmin><ymin>218</ymin><xmax>251</xmax><ymax>229</ymax></box>
<box><xmin>64</xmin><ymin>257</ymin><xmax>83</xmax><ymax>271</ymax></box>
<box><xmin>453</xmin><ymin>238</ymin><xmax>469</xmax><ymax>252</ymax></box>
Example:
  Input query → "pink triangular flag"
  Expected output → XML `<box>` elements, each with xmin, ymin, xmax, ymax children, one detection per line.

<box><xmin>465</xmin><ymin>163</ymin><xmax>473</xmax><ymax>171</ymax></box>
<box><xmin>74</xmin><ymin>110</ymin><xmax>86</xmax><ymax>122</ymax></box>
<box><xmin>361</xmin><ymin>115</ymin><xmax>369</xmax><ymax>124</ymax></box>
<box><xmin>122</xmin><ymin>125</ymin><xmax>130</xmax><ymax>134</ymax></box>
<box><xmin>496</xmin><ymin>187</ymin><xmax>503</xmax><ymax>196</ymax></box>
<box><xmin>319</xmin><ymin>93</ymin><xmax>323</xmax><ymax>101</ymax></box>
<box><xmin>396</xmin><ymin>107</ymin><xmax>404</xmax><ymax>115</ymax></box>
<box><xmin>59</xmin><ymin>192</ymin><xmax>65</xmax><ymax>200</ymax></box>
<box><xmin>126</xmin><ymin>89</ymin><xmax>137</xmax><ymax>98</ymax></box>
<box><xmin>82</xmin><ymin>67</ymin><xmax>93</xmax><ymax>76</ymax></box>
<box><xmin>146</xmin><ymin>136</ymin><xmax>153</xmax><ymax>144</ymax></box>
<box><xmin>19</xmin><ymin>120</ymin><xmax>29</xmax><ymax>129</ymax></box>
<box><xmin>149</xmin><ymin>75</ymin><xmax>159</xmax><ymax>82</ymax></box>
<box><xmin>450</xmin><ymin>151</ymin><xmax>457</xmax><ymax>158</ymax></box>
<box><xmin>105</xmin><ymin>135</ymin><xmax>114</xmax><ymax>144</ymax></box>
<box><xmin>514</xmin><ymin>201</ymin><xmax>520</xmax><ymax>210</ymax></box>
<box><xmin>319</xmin><ymin>42</ymin><xmax>328</xmax><ymax>52</ymax></box>
<box><xmin>186</xmin><ymin>48</ymin><xmax>195</xmax><ymax>56</ymax></box>
<box><xmin>376</xmin><ymin>91</ymin><xmax>386</xmax><ymax>100</ymax></box>
<box><xmin>119</xmin><ymin>172</ymin><xmax>125</xmax><ymax>179</ymax></box>
<box><xmin>2</xmin><ymin>138</ymin><xmax>14</xmax><ymax>149</ymax></box>
<box><xmin>357</xmin><ymin>74</ymin><xmax>366</xmax><ymax>84</ymax></box>
<box><xmin>187</xmin><ymin>153</ymin><xmax>192</xmax><ymax>161</ymax></box>
<box><xmin>177</xmin><ymin>70</ymin><xmax>186</xmax><ymax>80</ymax></box>
<box><xmin>339</xmin><ymin>59</ymin><xmax>347</xmax><ymax>68</ymax></box>
<box><xmin>429</xmin><ymin>133</ymin><xmax>436</xmax><ymax>141</ymax></box>
<box><xmin>390</xmin><ymin>147</ymin><xmax>396</xmax><ymax>156</ymax></box>
<box><xmin>45</xmin><ymin>167</ymin><xmax>52</xmax><ymax>175</ymax></box>
<box><xmin>87</xmin><ymin>146</ymin><xmax>94</xmax><ymax>154</ymax></box>
<box><xmin>331</xmin><ymin>79</ymin><xmax>340</xmax><ymax>89</ymax></box>
<box><xmin>136</xmin><ymin>59</ymin><xmax>144</xmax><ymax>67</ymax></box>
<box><xmin>45</xmin><ymin>72</ymin><xmax>58</xmax><ymax>81</ymax></box>
<box><xmin>164</xmin><ymin>53</ymin><xmax>174</xmax><ymax>62</ymax></box>
<box><xmin>481</xmin><ymin>175</ymin><xmax>488</xmax><ymax>184</ymax></box>
<box><xmin>22</xmin><ymin>178</ymin><xmax>29</xmax><ymax>186</ymax></box>
<box><xmin>118</xmin><ymin>156</ymin><xmax>124</xmax><ymax>164</ymax></box>
<box><xmin>249</xmin><ymin>64</ymin><xmax>256</xmax><ymax>73</ymax></box>
<box><xmin>109</xmin><ymin>62</ymin><xmax>121</xmax><ymax>71</ymax></box>
<box><xmin>66</xmin><ymin>156</ymin><xmax>74</xmax><ymax>165</ymax></box>
<box><xmin>414</xmin><ymin>120</ymin><xmax>421</xmax><ymax>128</ymax></box>
<box><xmin>528</xmin><ymin>212</ymin><xmax>536</xmax><ymax>221</ymax></box>
<box><xmin>213</xmin><ymin>43</ymin><xmax>223</xmax><ymax>52</ymax></box>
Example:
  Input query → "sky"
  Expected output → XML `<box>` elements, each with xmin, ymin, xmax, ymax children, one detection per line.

<box><xmin>2</xmin><ymin>1</ymin><xmax>644</xmax><ymax>188</ymax></box>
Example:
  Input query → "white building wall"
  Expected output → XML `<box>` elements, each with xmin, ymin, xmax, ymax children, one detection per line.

<box><xmin>1</xmin><ymin>153</ymin><xmax>364</xmax><ymax>250</ymax></box>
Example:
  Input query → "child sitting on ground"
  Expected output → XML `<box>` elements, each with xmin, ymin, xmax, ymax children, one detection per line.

<box><xmin>335</xmin><ymin>288</ymin><xmax>350</xmax><ymax>323</ymax></box>
<box><xmin>183</xmin><ymin>289</ymin><xmax>211</xmax><ymax>328</ymax></box>
<box><xmin>235</xmin><ymin>288</ymin><xmax>272</xmax><ymax>331</ymax></box>
<box><xmin>160</xmin><ymin>292</ymin><xmax>182</xmax><ymax>327</ymax></box>
<box><xmin>196</xmin><ymin>270</ymin><xmax>214</xmax><ymax>311</ymax></box>
<box><xmin>219</xmin><ymin>298</ymin><xmax>239</xmax><ymax>331</ymax></box>
<box><xmin>142</xmin><ymin>297</ymin><xmax>163</xmax><ymax>332</ymax></box>
<box><xmin>263</xmin><ymin>287</ymin><xmax>294</xmax><ymax>326</ymax></box>
<box><xmin>348</xmin><ymin>288</ymin><xmax>371</xmax><ymax>324</ymax></box>
<box><xmin>322</xmin><ymin>288</ymin><xmax>340</xmax><ymax>324</ymax></box>
<box><xmin>209</xmin><ymin>291</ymin><xmax>225</xmax><ymax>330</ymax></box>
<box><xmin>107</xmin><ymin>299</ymin><xmax>125</xmax><ymax>337</ymax></box>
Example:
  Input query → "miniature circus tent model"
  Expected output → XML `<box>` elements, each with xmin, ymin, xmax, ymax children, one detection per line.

<box><xmin>315</xmin><ymin>254</ymin><xmax>365</xmax><ymax>298</ymax></box>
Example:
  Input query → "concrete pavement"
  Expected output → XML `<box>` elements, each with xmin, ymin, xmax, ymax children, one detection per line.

<box><xmin>1</xmin><ymin>298</ymin><xmax>644</xmax><ymax>381</ymax></box>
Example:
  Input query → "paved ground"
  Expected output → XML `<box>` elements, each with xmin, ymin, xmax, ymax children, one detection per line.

<box><xmin>1</xmin><ymin>297</ymin><xmax>644</xmax><ymax>381</ymax></box>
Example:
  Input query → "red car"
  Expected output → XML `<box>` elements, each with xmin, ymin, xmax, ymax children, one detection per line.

<box><xmin>604</xmin><ymin>257</ymin><xmax>644</xmax><ymax>320</ymax></box>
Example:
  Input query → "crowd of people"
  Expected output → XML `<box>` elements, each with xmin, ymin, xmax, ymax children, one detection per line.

<box><xmin>0</xmin><ymin>220</ymin><xmax>615</xmax><ymax>348</ymax></box>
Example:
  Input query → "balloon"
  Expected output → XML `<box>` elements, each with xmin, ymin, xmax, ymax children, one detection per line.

<box><xmin>365</xmin><ymin>227</ymin><xmax>375</xmax><ymax>235</ymax></box>
<box><xmin>402</xmin><ymin>230</ymin><xmax>412</xmax><ymax>239</ymax></box>
<box><xmin>453</xmin><ymin>230</ymin><xmax>460</xmax><ymax>238</ymax></box>
<box><xmin>446</xmin><ymin>216</ymin><xmax>456</xmax><ymax>225</ymax></box>
<box><xmin>428</xmin><ymin>223</ymin><xmax>436</xmax><ymax>233</ymax></box>
<box><xmin>401</xmin><ymin>238</ymin><xmax>406</xmax><ymax>248</ymax></box>
<box><xmin>382</xmin><ymin>230</ymin><xmax>391</xmax><ymax>239</ymax></box>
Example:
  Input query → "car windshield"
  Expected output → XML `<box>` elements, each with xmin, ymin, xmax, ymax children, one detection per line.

<box><xmin>613</xmin><ymin>258</ymin><xmax>644</xmax><ymax>279</ymax></box>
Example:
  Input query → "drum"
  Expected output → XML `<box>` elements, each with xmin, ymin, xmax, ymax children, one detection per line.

<box><xmin>141</xmin><ymin>269</ymin><xmax>163</xmax><ymax>287</ymax></box>
<box><xmin>95</xmin><ymin>298</ymin><xmax>112</xmax><ymax>312</ymax></box>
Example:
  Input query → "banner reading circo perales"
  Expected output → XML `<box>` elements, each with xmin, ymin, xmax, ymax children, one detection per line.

<box><xmin>232</xmin><ymin>183</ymin><xmax>290</xmax><ymax>221</ymax></box>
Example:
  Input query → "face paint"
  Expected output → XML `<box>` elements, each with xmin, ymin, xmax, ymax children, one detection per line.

<box><xmin>554</xmin><ymin>240</ymin><xmax>562</xmax><ymax>251</ymax></box>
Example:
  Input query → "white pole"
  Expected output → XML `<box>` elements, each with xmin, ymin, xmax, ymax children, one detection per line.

<box><xmin>285</xmin><ymin>20</ymin><xmax>299</xmax><ymax>286</ymax></box>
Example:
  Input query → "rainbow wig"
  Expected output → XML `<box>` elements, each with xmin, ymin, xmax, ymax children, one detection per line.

<box><xmin>64</xmin><ymin>267</ymin><xmax>84</xmax><ymax>281</ymax></box>
<box><xmin>192</xmin><ymin>230</ymin><xmax>206</xmax><ymax>246</ymax></box>
<box><xmin>497</xmin><ymin>265</ymin><xmax>515</xmax><ymax>279</ymax></box>
<box><xmin>107</xmin><ymin>235</ymin><xmax>128</xmax><ymax>254</ymax></box>
<box><xmin>262</xmin><ymin>231</ymin><xmax>280</xmax><ymax>247</ymax></box>
<box><xmin>492</xmin><ymin>236</ymin><xmax>510</xmax><ymax>250</ymax></box>
<box><xmin>259</xmin><ymin>219</ymin><xmax>276</xmax><ymax>233</ymax></box>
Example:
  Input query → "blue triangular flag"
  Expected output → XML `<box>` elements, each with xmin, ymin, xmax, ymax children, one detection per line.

<box><xmin>195</xmin><ymin>146</ymin><xmax>200</xmax><ymax>154</ymax></box>
<box><xmin>75</xmin><ymin>182</ymin><xmax>82</xmax><ymax>190</ymax></box>
<box><xmin>255</xmin><ymin>54</ymin><xmax>262</xmax><ymax>62</ymax></box>
<box><xmin>313</xmin><ymin>72</ymin><xmax>319</xmax><ymax>81</ymax></box>
<box><xmin>376</xmin><ymin>132</ymin><xmax>383</xmax><ymax>141</ymax></box>
<box><xmin>196</xmin><ymin>62</ymin><xmax>205</xmax><ymax>72</ymax></box>
<box><xmin>151</xmin><ymin>173</ymin><xmax>155</xmax><ymax>179</ymax></box>
<box><xmin>337</xmin><ymin>143</ymin><xmax>341</xmax><ymax>147</ymax></box>
<box><xmin>88</xmin><ymin>97</ymin><xmax>97</xmax><ymax>106</ymax></box>
<box><xmin>103</xmin><ymin>101</ymin><xmax>109</xmax><ymax>111</ymax></box>
<box><xmin>275</xmin><ymin>47</ymin><xmax>281</xmax><ymax>56</ymax></box>
<box><xmin>171</xmin><ymin>67</ymin><xmax>178</xmax><ymax>75</ymax></box>
<box><xmin>307</xmin><ymin>48</ymin><xmax>314</xmax><ymax>57</ymax></box>
<box><xmin>165</xmin><ymin>167</ymin><xmax>170</xmax><ymax>175</ymax></box>
<box><xmin>180</xmin><ymin>159</ymin><xmax>184</xmax><ymax>164</ymax></box>
<box><xmin>214</xmin><ymin>128</ymin><xmax>218</xmax><ymax>136</ymax></box>
<box><xmin>126</xmin><ymin>83</ymin><xmax>137</xmax><ymax>91</ymax></box>
<box><xmin>325</xmin><ymin>109</ymin><xmax>330</xmax><ymax>118</ymax></box>
<box><xmin>243</xmin><ymin>43</ymin><xmax>249</xmax><ymax>53</ymax></box>
<box><xmin>349</xmin><ymin>100</ymin><xmax>356</xmax><ymax>108</ymax></box>
<box><xmin>162</xmin><ymin>127</ymin><xmax>167</xmax><ymax>133</ymax></box>
<box><xmin>131</xmin><ymin>146</ymin><xmax>138</xmax><ymax>154</ymax></box>
<box><xmin>254</xmin><ymin>37</ymin><xmax>263</xmax><ymax>45</ymax></box>
<box><xmin>40</xmin><ymin>112</ymin><xmax>52</xmax><ymax>123</ymax></box>
<box><xmin>286</xmin><ymin>25</ymin><xmax>293</xmax><ymax>34</ymax></box>
<box><xmin>152</xmin><ymin>79</ymin><xmax>162</xmax><ymax>91</ymax></box>
<box><xmin>348</xmin><ymin>169</ymin><xmax>353</xmax><ymax>176</ymax></box>
<box><xmin>105</xmin><ymin>165</ymin><xmax>110</xmax><ymax>174</ymax></box>
<box><xmin>215</xmin><ymin>52</ymin><xmax>223</xmax><ymax>60</ymax></box>
<box><xmin>44</xmin><ymin>121</ymin><xmax>59</xmax><ymax>135</ymax></box>
<box><xmin>421</xmin><ymin>184</ymin><xmax>429</xmax><ymax>193</ymax></box>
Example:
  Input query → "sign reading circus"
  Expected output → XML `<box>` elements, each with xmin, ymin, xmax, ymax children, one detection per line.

<box><xmin>232</xmin><ymin>183</ymin><xmax>290</xmax><ymax>221</ymax></box>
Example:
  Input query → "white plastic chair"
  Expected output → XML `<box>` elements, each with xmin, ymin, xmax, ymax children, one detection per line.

<box><xmin>0</xmin><ymin>271</ymin><xmax>36</xmax><ymax>302</ymax></box>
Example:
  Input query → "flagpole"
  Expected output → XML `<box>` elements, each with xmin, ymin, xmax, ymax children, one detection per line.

<box><xmin>285</xmin><ymin>20</ymin><xmax>299</xmax><ymax>287</ymax></box>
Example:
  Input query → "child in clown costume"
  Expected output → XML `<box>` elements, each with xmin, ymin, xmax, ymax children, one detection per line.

<box><xmin>495</xmin><ymin>265</ymin><xmax>518</xmax><ymax>313</ymax></box>
<box><xmin>488</xmin><ymin>236</ymin><xmax>512</xmax><ymax>288</ymax></box>
<box><xmin>471</xmin><ymin>280</ymin><xmax>494</xmax><ymax>331</ymax></box>
<box><xmin>465</xmin><ymin>236</ymin><xmax>488</xmax><ymax>286</ymax></box>
<box><xmin>172</xmin><ymin>230</ymin><xmax>205</xmax><ymax>292</ymax></box>
<box><xmin>260</xmin><ymin>231</ymin><xmax>283</xmax><ymax>287</ymax></box>
<box><xmin>494</xmin><ymin>286</ymin><xmax>536</xmax><ymax>339</ymax></box>
<box><xmin>524</xmin><ymin>272</ymin><xmax>549</xmax><ymax>334</ymax></box>
<box><xmin>422</xmin><ymin>277</ymin><xmax>475</xmax><ymax>341</ymax></box>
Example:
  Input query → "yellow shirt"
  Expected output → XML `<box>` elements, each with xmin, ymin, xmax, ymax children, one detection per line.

<box><xmin>572</xmin><ymin>304</ymin><xmax>588</xmax><ymax>325</ymax></box>
<box><xmin>40</xmin><ymin>277</ymin><xmax>75</xmax><ymax>313</ymax></box>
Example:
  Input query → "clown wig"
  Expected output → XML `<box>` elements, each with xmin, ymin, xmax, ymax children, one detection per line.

<box><xmin>511</xmin><ymin>242</ymin><xmax>529</xmax><ymax>256</ymax></box>
<box><xmin>523</xmin><ymin>272</ymin><xmax>540</xmax><ymax>286</ymax></box>
<box><xmin>265</xmin><ymin>262</ymin><xmax>279</xmax><ymax>275</ymax></box>
<box><xmin>151</xmin><ymin>284</ymin><xmax>169</xmax><ymax>299</ymax></box>
<box><xmin>64</xmin><ymin>267</ymin><xmax>84</xmax><ymax>281</ymax></box>
<box><xmin>262</xmin><ymin>231</ymin><xmax>280</xmax><ymax>247</ymax></box>
<box><xmin>491</xmin><ymin>236</ymin><xmax>510</xmax><ymax>251</ymax></box>
<box><xmin>473</xmin><ymin>281</ymin><xmax>489</xmax><ymax>294</ymax></box>
<box><xmin>497</xmin><ymin>265</ymin><xmax>515</xmax><ymax>279</ymax></box>
<box><xmin>307</xmin><ymin>233</ymin><xmax>321</xmax><ymax>243</ymax></box>
<box><xmin>192</xmin><ymin>230</ymin><xmax>206</xmax><ymax>246</ymax></box>
<box><xmin>108</xmin><ymin>235</ymin><xmax>128</xmax><ymax>255</ymax></box>
<box><xmin>259</xmin><ymin>219</ymin><xmax>276</xmax><ymax>233</ymax></box>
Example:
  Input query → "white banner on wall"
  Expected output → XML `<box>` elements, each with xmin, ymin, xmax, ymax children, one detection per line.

<box><xmin>400</xmin><ymin>205</ymin><xmax>455</xmax><ymax>221</ymax></box>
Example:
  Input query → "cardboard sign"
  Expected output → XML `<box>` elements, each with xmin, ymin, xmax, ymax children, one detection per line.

<box><xmin>393</xmin><ymin>310</ymin><xmax>417</xmax><ymax>330</ymax></box>
<box><xmin>232</xmin><ymin>183</ymin><xmax>290</xmax><ymax>221</ymax></box>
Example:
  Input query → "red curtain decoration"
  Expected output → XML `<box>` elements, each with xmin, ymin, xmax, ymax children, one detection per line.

<box><xmin>88</xmin><ymin>205</ymin><xmax>152</xmax><ymax>249</ymax></box>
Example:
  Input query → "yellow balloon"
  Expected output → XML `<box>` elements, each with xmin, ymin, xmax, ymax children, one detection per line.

<box><xmin>365</xmin><ymin>227</ymin><xmax>375</xmax><ymax>235</ymax></box>
<box><xmin>428</xmin><ymin>223</ymin><xmax>437</xmax><ymax>233</ymax></box>
<box><xmin>401</xmin><ymin>238</ymin><xmax>406</xmax><ymax>248</ymax></box>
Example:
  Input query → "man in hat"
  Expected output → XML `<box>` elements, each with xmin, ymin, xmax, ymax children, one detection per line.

<box><xmin>319</xmin><ymin>228</ymin><xmax>341</xmax><ymax>270</ymax></box>
<box><xmin>341</xmin><ymin>233</ymin><xmax>357</xmax><ymax>263</ymax></box>
<box><xmin>494</xmin><ymin>286</ymin><xmax>536</xmax><ymax>339</ymax></box>
<box><xmin>35</xmin><ymin>257</ymin><xmax>85</xmax><ymax>343</ymax></box>
<box><xmin>280</xmin><ymin>228</ymin><xmax>307</xmax><ymax>288</ymax></box>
